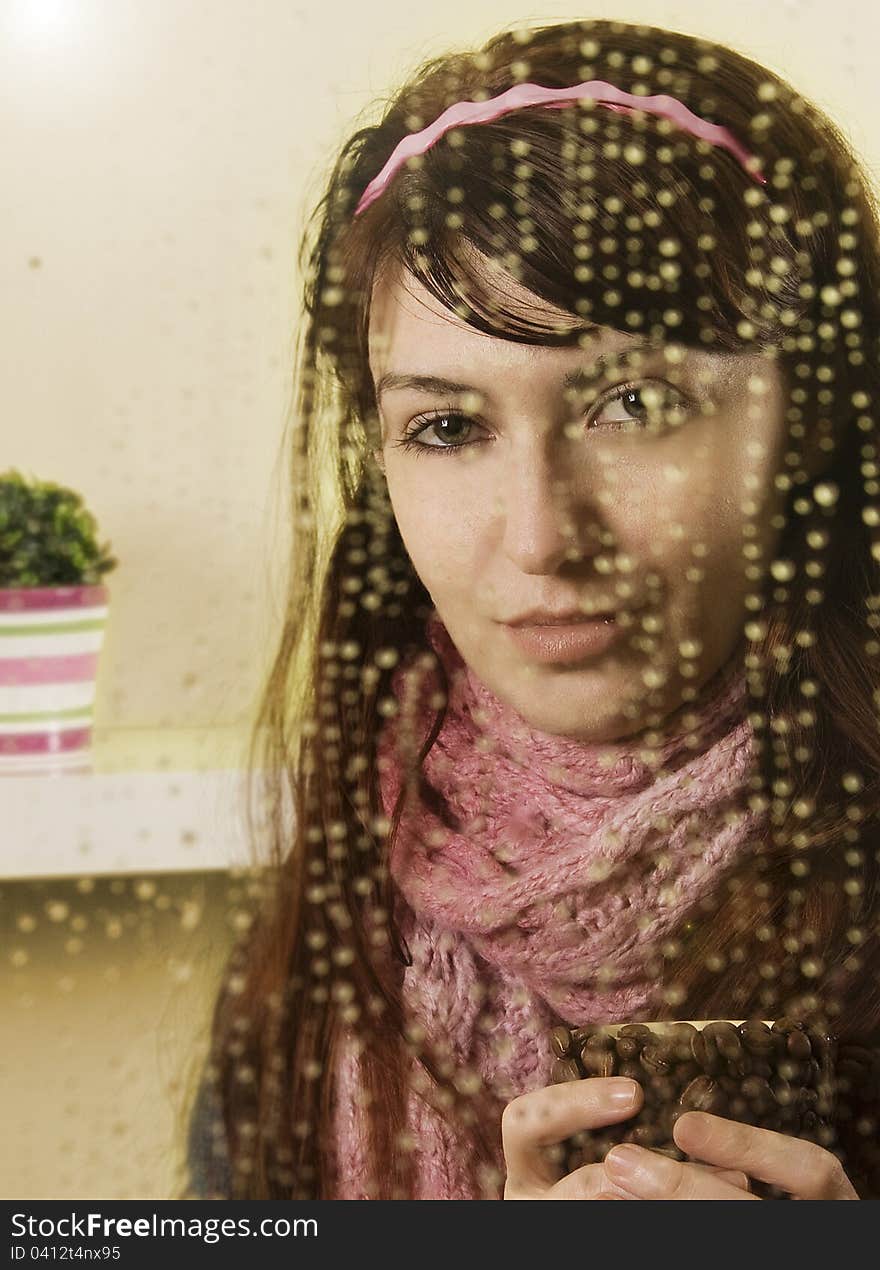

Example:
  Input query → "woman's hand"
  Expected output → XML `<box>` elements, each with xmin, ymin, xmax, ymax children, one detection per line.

<box><xmin>603</xmin><ymin>1110</ymin><xmax>860</xmax><ymax>1199</ymax></box>
<box><xmin>501</xmin><ymin>1078</ymin><xmax>751</xmax><ymax>1199</ymax></box>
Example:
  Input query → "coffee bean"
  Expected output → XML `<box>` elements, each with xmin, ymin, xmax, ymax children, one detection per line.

<box><xmin>615</xmin><ymin>1036</ymin><xmax>642</xmax><ymax>1061</ymax></box>
<box><xmin>771</xmin><ymin>1016</ymin><xmax>805</xmax><ymax>1045</ymax></box>
<box><xmin>804</xmin><ymin>1058</ymin><xmax>821</xmax><ymax>1088</ymax></box>
<box><xmin>551</xmin><ymin>1057</ymin><xmax>581</xmax><ymax>1083</ymax></box>
<box><xmin>660</xmin><ymin>1097</ymin><xmax>680</xmax><ymax>1137</ymax></box>
<box><xmin>640</xmin><ymin>1043</ymin><xmax>674</xmax><ymax>1076</ymax></box>
<box><xmin>628</xmin><ymin>1122</ymin><xmax>663</xmax><ymax>1147</ymax></box>
<box><xmin>806</xmin><ymin>1026</ymin><xmax>834</xmax><ymax>1056</ymax></box>
<box><xmin>665</xmin><ymin>1022</ymin><xmax>699</xmax><ymax>1062</ymax></box>
<box><xmin>618</xmin><ymin>1059</ymin><xmax>645</xmax><ymax>1082</ymax></box>
<box><xmin>571</xmin><ymin>1026</ymin><xmax>597</xmax><ymax>1048</ymax></box>
<box><xmin>739</xmin><ymin>1019</ymin><xmax>774</xmax><ymax>1056</ymax></box>
<box><xmin>648</xmin><ymin>1076</ymin><xmax>678</xmax><ymax>1104</ymax></box>
<box><xmin>690</xmin><ymin>1028</ymin><xmax>722</xmax><ymax>1075</ymax></box>
<box><xmin>551</xmin><ymin>1026</ymin><xmax>573</xmax><ymax>1058</ymax></box>
<box><xmin>580</xmin><ymin>1045</ymin><xmax>617</xmax><ymax>1078</ymax></box>
<box><xmin>816</xmin><ymin>1090</ymin><xmax>835</xmax><ymax>1119</ymax></box>
<box><xmin>703</xmin><ymin>1021</ymin><xmax>744</xmax><ymax>1064</ymax></box>
<box><xmin>800</xmin><ymin>1109</ymin><xmax>819</xmax><ymax>1135</ymax></box>
<box><xmin>787</xmin><ymin>1029</ymin><xmax>812</xmax><ymax>1060</ymax></box>
<box><xmin>617</xmin><ymin>1024</ymin><xmax>653</xmax><ymax>1049</ymax></box>
<box><xmin>741</xmin><ymin>1075</ymin><xmax>775</xmax><ymax>1114</ymax></box>
<box><xmin>709</xmin><ymin>1088</ymin><xmax>730</xmax><ymax>1115</ymax></box>
<box><xmin>590</xmin><ymin>1131</ymin><xmax>616</xmax><ymax>1160</ymax></box>
<box><xmin>679</xmin><ymin>1075</ymin><xmax>724</xmax><ymax>1113</ymax></box>
<box><xmin>582</xmin><ymin>1030</ymin><xmax>615</xmax><ymax>1052</ymax></box>
<box><xmin>727</xmin><ymin>1053</ymin><xmax>752</xmax><ymax>1079</ymax></box>
<box><xmin>771</xmin><ymin>1075</ymin><xmax>794</xmax><ymax>1107</ymax></box>
<box><xmin>673</xmin><ymin>1060</ymin><xmax>701</xmax><ymax>1084</ymax></box>
<box><xmin>552</xmin><ymin>1017</ymin><xmax>842</xmax><ymax>1172</ymax></box>
<box><xmin>778</xmin><ymin>1058</ymin><xmax>805</xmax><ymax>1083</ymax></box>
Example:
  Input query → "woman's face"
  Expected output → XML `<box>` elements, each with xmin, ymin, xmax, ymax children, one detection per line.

<box><xmin>368</xmin><ymin>261</ymin><xmax>790</xmax><ymax>742</ymax></box>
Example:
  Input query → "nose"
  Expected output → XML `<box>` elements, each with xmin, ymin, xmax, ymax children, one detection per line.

<box><xmin>498</xmin><ymin>443</ymin><xmax>601</xmax><ymax>574</ymax></box>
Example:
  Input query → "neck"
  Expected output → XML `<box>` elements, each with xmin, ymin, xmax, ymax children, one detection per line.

<box><xmin>423</xmin><ymin>609</ymin><xmax>749</xmax><ymax>799</ymax></box>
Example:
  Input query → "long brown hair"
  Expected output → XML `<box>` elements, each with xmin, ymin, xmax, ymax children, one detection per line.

<box><xmin>194</xmin><ymin>17</ymin><xmax>880</xmax><ymax>1199</ymax></box>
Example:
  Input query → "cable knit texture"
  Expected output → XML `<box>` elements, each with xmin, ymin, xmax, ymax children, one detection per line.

<box><xmin>329</xmin><ymin>610</ymin><xmax>764</xmax><ymax>1198</ymax></box>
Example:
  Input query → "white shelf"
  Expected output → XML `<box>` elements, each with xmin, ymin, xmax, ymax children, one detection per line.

<box><xmin>2</xmin><ymin>767</ymin><xmax>267</xmax><ymax>879</ymax></box>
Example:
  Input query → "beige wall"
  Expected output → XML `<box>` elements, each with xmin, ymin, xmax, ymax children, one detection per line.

<box><xmin>3</xmin><ymin>0</ymin><xmax>878</xmax><ymax>1199</ymax></box>
<box><xmin>1</xmin><ymin>871</ymin><xmax>241</xmax><ymax>1199</ymax></box>
<box><xmin>4</xmin><ymin>0</ymin><xmax>878</xmax><ymax>758</ymax></box>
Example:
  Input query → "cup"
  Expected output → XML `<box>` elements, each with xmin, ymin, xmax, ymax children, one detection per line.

<box><xmin>0</xmin><ymin>584</ymin><xmax>109</xmax><ymax>774</ymax></box>
<box><xmin>549</xmin><ymin>1017</ymin><xmax>837</xmax><ymax>1199</ymax></box>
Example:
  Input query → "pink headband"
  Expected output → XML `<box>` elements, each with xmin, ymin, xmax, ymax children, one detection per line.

<box><xmin>354</xmin><ymin>79</ymin><xmax>767</xmax><ymax>216</ymax></box>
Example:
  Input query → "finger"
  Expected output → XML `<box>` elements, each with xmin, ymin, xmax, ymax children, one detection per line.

<box><xmin>672</xmin><ymin>1112</ymin><xmax>859</xmax><ymax>1200</ymax></box>
<box><xmin>588</xmin><ymin>1166</ymin><xmax>749</xmax><ymax>1200</ymax></box>
<box><xmin>604</xmin><ymin>1143</ymin><xmax>760</xmax><ymax>1200</ymax></box>
<box><xmin>549</xmin><ymin>1161</ymin><xmax>632</xmax><ymax>1200</ymax></box>
<box><xmin>549</xmin><ymin>1159</ymin><xmax>748</xmax><ymax>1201</ymax></box>
<box><xmin>711</xmin><ymin>1168</ymin><xmax>751</xmax><ymax>1191</ymax></box>
<box><xmin>603</xmin><ymin>1147</ymin><xmax>751</xmax><ymax>1198</ymax></box>
<box><xmin>502</xmin><ymin>1078</ymin><xmax>642</xmax><ymax>1194</ymax></box>
<box><xmin>547</xmin><ymin>1154</ymin><xmax>749</xmax><ymax>1201</ymax></box>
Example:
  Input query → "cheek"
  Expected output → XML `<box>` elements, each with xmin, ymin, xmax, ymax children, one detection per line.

<box><xmin>385</xmin><ymin>465</ymin><xmax>481</xmax><ymax>586</ymax></box>
<box><xmin>611</xmin><ymin>463</ymin><xmax>755</xmax><ymax>637</ymax></box>
<box><xmin>633</xmin><ymin>449</ymin><xmax>758</xmax><ymax>559</ymax></box>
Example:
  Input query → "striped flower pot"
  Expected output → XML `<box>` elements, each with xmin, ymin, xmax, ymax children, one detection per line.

<box><xmin>0</xmin><ymin>584</ymin><xmax>109</xmax><ymax>774</ymax></box>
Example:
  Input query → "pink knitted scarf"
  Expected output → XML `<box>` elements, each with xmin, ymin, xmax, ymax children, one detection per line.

<box><xmin>329</xmin><ymin>610</ymin><xmax>764</xmax><ymax>1199</ymax></box>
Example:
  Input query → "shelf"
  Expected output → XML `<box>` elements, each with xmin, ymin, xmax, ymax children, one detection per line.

<box><xmin>90</xmin><ymin>725</ymin><xmax>254</xmax><ymax>774</ymax></box>
<box><xmin>2</xmin><ymin>757</ymin><xmax>272</xmax><ymax>880</ymax></box>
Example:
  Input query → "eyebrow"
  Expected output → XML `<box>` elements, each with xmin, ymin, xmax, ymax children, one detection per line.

<box><xmin>375</xmin><ymin>341</ymin><xmax>667</xmax><ymax>404</ymax></box>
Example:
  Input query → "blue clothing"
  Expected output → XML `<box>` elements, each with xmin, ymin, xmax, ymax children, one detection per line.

<box><xmin>184</xmin><ymin>1073</ymin><xmax>232</xmax><ymax>1199</ymax></box>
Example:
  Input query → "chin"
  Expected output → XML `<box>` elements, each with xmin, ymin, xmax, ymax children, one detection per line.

<box><xmin>496</xmin><ymin>681</ymin><xmax>622</xmax><ymax>741</ymax></box>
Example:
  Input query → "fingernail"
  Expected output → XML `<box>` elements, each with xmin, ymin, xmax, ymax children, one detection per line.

<box><xmin>606</xmin><ymin>1078</ymin><xmax>639</xmax><ymax>1108</ymax></box>
<box><xmin>673</xmin><ymin>1109</ymin><xmax>712</xmax><ymax>1148</ymax></box>
<box><xmin>605</xmin><ymin>1143</ymin><xmax>658</xmax><ymax>1190</ymax></box>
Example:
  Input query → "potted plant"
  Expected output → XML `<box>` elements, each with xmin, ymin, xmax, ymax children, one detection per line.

<box><xmin>0</xmin><ymin>469</ymin><xmax>117</xmax><ymax>774</ymax></box>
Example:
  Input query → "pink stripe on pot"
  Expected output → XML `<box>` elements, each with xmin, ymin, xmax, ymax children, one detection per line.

<box><xmin>0</xmin><ymin>585</ymin><xmax>108</xmax><ymax>612</ymax></box>
<box><xmin>0</xmin><ymin>727</ymin><xmax>92</xmax><ymax>756</ymax></box>
<box><xmin>0</xmin><ymin>652</ymin><xmax>100</xmax><ymax>686</ymax></box>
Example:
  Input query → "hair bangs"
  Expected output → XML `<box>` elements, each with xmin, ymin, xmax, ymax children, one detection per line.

<box><xmin>361</xmin><ymin>104</ymin><xmax>807</xmax><ymax>358</ymax></box>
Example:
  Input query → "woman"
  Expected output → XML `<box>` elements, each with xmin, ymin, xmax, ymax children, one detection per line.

<box><xmin>184</xmin><ymin>16</ymin><xmax>880</xmax><ymax>1200</ymax></box>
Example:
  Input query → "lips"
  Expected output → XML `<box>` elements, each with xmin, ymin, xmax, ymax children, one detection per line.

<box><xmin>505</xmin><ymin>609</ymin><xmax>617</xmax><ymax>627</ymax></box>
<box><xmin>503</xmin><ymin>617</ymin><xmax>622</xmax><ymax>664</ymax></box>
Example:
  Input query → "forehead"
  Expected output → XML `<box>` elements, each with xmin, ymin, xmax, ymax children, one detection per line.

<box><xmin>366</xmin><ymin>259</ymin><xmax>753</xmax><ymax>396</ymax></box>
<box><xmin>367</xmin><ymin>252</ymin><xmax>602</xmax><ymax>371</ymax></box>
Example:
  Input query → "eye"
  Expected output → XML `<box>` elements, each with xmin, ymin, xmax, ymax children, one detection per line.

<box><xmin>587</xmin><ymin>380</ymin><xmax>692</xmax><ymax>433</ymax></box>
<box><xmin>393</xmin><ymin>407</ymin><xmax>483</xmax><ymax>457</ymax></box>
<box><xmin>391</xmin><ymin>380</ymin><xmax>692</xmax><ymax>457</ymax></box>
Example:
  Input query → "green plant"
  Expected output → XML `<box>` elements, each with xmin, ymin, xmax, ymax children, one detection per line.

<box><xmin>0</xmin><ymin>469</ymin><xmax>118</xmax><ymax>587</ymax></box>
